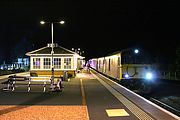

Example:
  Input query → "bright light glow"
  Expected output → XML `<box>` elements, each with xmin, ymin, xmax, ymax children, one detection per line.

<box><xmin>40</xmin><ymin>21</ymin><xmax>45</xmax><ymax>24</ymax></box>
<box><xmin>125</xmin><ymin>74</ymin><xmax>129</xmax><ymax>78</ymax></box>
<box><xmin>59</xmin><ymin>21</ymin><xmax>65</xmax><ymax>24</ymax></box>
<box><xmin>134</xmin><ymin>49</ymin><xmax>139</xmax><ymax>54</ymax></box>
<box><xmin>146</xmin><ymin>72</ymin><xmax>153</xmax><ymax>79</ymax></box>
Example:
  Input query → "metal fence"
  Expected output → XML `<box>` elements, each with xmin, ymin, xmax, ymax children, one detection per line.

<box><xmin>159</xmin><ymin>72</ymin><xmax>180</xmax><ymax>80</ymax></box>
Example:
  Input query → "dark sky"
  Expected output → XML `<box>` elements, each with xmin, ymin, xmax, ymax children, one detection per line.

<box><xmin>0</xmin><ymin>0</ymin><xmax>180</xmax><ymax>67</ymax></box>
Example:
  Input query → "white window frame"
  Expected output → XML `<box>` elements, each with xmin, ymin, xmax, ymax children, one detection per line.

<box><xmin>33</xmin><ymin>58</ymin><xmax>41</xmax><ymax>69</ymax></box>
<box><xmin>43</xmin><ymin>58</ymin><xmax>51</xmax><ymax>69</ymax></box>
<box><xmin>64</xmin><ymin>58</ymin><xmax>72</xmax><ymax>69</ymax></box>
<box><xmin>54</xmin><ymin>58</ymin><xmax>61</xmax><ymax>69</ymax></box>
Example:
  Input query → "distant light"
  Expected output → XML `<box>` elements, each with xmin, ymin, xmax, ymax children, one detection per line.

<box><xmin>78</xmin><ymin>48</ymin><xmax>80</xmax><ymax>50</ymax></box>
<box><xmin>134</xmin><ymin>49</ymin><xmax>139</xmax><ymax>54</ymax></box>
<box><xmin>72</xmin><ymin>48</ymin><xmax>74</xmax><ymax>51</ymax></box>
<box><xmin>146</xmin><ymin>72</ymin><xmax>153</xmax><ymax>80</ymax></box>
<box><xmin>40</xmin><ymin>21</ymin><xmax>45</xmax><ymax>24</ymax></box>
<box><xmin>59</xmin><ymin>21</ymin><xmax>65</xmax><ymax>24</ymax></box>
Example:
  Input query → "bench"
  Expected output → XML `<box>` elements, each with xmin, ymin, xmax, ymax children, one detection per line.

<box><xmin>3</xmin><ymin>75</ymin><xmax>51</xmax><ymax>92</ymax></box>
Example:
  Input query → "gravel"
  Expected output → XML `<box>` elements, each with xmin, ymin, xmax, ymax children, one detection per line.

<box><xmin>0</xmin><ymin>105</ymin><xmax>89</xmax><ymax>120</ymax></box>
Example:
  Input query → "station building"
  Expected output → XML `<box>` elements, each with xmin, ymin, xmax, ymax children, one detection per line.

<box><xmin>26</xmin><ymin>43</ymin><xmax>85</xmax><ymax>77</ymax></box>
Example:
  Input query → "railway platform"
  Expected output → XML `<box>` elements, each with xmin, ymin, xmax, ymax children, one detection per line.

<box><xmin>0</xmin><ymin>70</ymin><xmax>179</xmax><ymax>120</ymax></box>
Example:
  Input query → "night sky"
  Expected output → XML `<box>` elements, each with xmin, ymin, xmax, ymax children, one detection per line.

<box><xmin>0</xmin><ymin>0</ymin><xmax>180</xmax><ymax>69</ymax></box>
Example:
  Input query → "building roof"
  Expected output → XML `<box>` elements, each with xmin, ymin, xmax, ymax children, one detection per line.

<box><xmin>26</xmin><ymin>43</ymin><xmax>81</xmax><ymax>56</ymax></box>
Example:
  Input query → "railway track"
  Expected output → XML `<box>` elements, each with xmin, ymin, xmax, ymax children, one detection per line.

<box><xmin>148</xmin><ymin>97</ymin><xmax>180</xmax><ymax>117</ymax></box>
<box><xmin>122</xmin><ymin>81</ymin><xmax>180</xmax><ymax>117</ymax></box>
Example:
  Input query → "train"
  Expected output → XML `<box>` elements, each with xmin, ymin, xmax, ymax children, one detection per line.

<box><xmin>88</xmin><ymin>48</ymin><xmax>158</xmax><ymax>93</ymax></box>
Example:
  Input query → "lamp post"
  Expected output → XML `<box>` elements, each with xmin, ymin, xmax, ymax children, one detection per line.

<box><xmin>40</xmin><ymin>20</ymin><xmax>65</xmax><ymax>90</ymax></box>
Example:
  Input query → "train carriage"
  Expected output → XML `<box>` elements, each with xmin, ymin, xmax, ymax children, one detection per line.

<box><xmin>104</xmin><ymin>54</ymin><xmax>120</xmax><ymax>79</ymax></box>
<box><xmin>89</xmin><ymin>58</ymin><xmax>98</xmax><ymax>70</ymax></box>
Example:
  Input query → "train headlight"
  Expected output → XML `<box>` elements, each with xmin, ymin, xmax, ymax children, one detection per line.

<box><xmin>123</xmin><ymin>73</ymin><xmax>130</xmax><ymax>78</ymax></box>
<box><xmin>145</xmin><ymin>72</ymin><xmax>153</xmax><ymax>80</ymax></box>
<box><xmin>125</xmin><ymin>74</ymin><xmax>129</xmax><ymax>78</ymax></box>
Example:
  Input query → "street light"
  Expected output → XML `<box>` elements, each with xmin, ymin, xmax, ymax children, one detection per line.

<box><xmin>40</xmin><ymin>20</ymin><xmax>65</xmax><ymax>91</ymax></box>
<box><xmin>71</xmin><ymin>48</ymin><xmax>84</xmax><ymax>55</ymax></box>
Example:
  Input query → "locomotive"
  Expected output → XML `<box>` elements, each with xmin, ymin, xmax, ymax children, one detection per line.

<box><xmin>89</xmin><ymin>48</ymin><xmax>158</xmax><ymax>93</ymax></box>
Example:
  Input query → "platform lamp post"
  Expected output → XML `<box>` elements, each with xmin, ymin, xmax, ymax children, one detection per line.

<box><xmin>40</xmin><ymin>20</ymin><xmax>65</xmax><ymax>91</ymax></box>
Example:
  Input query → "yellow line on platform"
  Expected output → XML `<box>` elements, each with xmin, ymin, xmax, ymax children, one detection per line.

<box><xmin>80</xmin><ymin>79</ymin><xmax>86</xmax><ymax>105</ymax></box>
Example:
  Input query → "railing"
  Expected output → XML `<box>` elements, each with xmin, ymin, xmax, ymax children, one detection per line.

<box><xmin>159</xmin><ymin>72</ymin><xmax>180</xmax><ymax>80</ymax></box>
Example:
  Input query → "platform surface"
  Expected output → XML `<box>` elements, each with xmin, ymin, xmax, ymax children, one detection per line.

<box><xmin>0</xmin><ymin>70</ymin><xmax>179</xmax><ymax>120</ymax></box>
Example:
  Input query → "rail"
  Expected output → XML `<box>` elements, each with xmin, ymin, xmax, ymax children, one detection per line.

<box><xmin>159</xmin><ymin>71</ymin><xmax>180</xmax><ymax>80</ymax></box>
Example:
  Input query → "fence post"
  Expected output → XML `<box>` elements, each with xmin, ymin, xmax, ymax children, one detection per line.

<box><xmin>163</xmin><ymin>72</ymin><xmax>165</xmax><ymax>79</ymax></box>
<box><xmin>43</xmin><ymin>81</ymin><xmax>46</xmax><ymax>92</ymax></box>
<box><xmin>28</xmin><ymin>79</ymin><xmax>31</xmax><ymax>92</ymax></box>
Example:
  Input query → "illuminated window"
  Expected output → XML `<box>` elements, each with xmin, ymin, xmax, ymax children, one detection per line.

<box><xmin>64</xmin><ymin>58</ymin><xmax>71</xmax><ymax>69</ymax></box>
<box><xmin>33</xmin><ymin>58</ymin><xmax>40</xmax><ymax>69</ymax></box>
<box><xmin>43</xmin><ymin>58</ymin><xmax>51</xmax><ymax>69</ymax></box>
<box><xmin>54</xmin><ymin>58</ymin><xmax>61</xmax><ymax>69</ymax></box>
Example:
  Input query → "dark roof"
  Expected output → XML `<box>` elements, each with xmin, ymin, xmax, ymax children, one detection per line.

<box><xmin>26</xmin><ymin>46</ymin><xmax>76</xmax><ymax>55</ymax></box>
